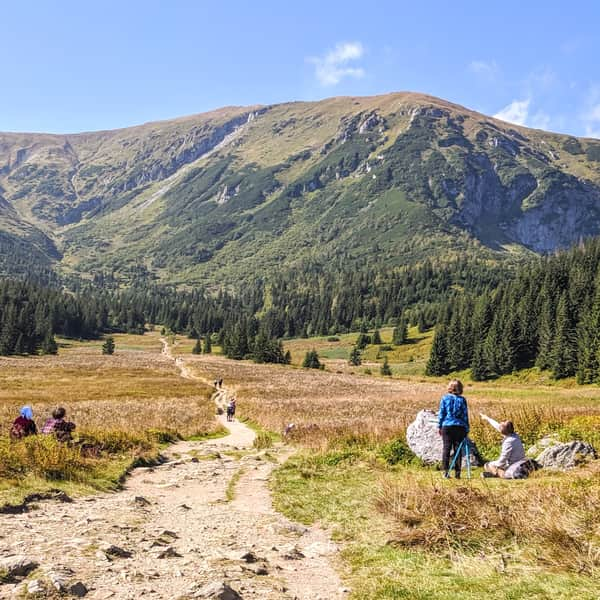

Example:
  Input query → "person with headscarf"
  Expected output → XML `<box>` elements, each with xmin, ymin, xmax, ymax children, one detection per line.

<box><xmin>10</xmin><ymin>406</ymin><xmax>37</xmax><ymax>439</ymax></box>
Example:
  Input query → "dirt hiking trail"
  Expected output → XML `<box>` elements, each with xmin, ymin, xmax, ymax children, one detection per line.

<box><xmin>0</xmin><ymin>343</ymin><xmax>344</xmax><ymax>599</ymax></box>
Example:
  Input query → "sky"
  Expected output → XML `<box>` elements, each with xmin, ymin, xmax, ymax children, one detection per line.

<box><xmin>2</xmin><ymin>0</ymin><xmax>600</xmax><ymax>137</ymax></box>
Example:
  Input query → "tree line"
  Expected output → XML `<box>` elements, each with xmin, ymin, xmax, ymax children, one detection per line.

<box><xmin>426</xmin><ymin>238</ymin><xmax>600</xmax><ymax>383</ymax></box>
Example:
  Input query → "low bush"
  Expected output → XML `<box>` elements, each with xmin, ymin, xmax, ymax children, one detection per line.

<box><xmin>376</xmin><ymin>470</ymin><xmax>600</xmax><ymax>574</ymax></box>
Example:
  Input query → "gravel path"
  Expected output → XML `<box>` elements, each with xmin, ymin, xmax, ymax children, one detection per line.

<box><xmin>0</xmin><ymin>346</ymin><xmax>344</xmax><ymax>599</ymax></box>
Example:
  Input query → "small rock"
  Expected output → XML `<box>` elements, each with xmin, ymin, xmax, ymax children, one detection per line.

<box><xmin>243</xmin><ymin>562</ymin><xmax>268</xmax><ymax>576</ymax></box>
<box><xmin>281</xmin><ymin>547</ymin><xmax>305</xmax><ymax>560</ymax></box>
<box><xmin>239</xmin><ymin>551</ymin><xmax>258</xmax><ymax>563</ymax></box>
<box><xmin>191</xmin><ymin>457</ymin><xmax>199</xmax><ymax>463</ymax></box>
<box><xmin>179</xmin><ymin>504</ymin><xmax>192</xmax><ymax>511</ymax></box>
<box><xmin>156</xmin><ymin>547</ymin><xmax>182</xmax><ymax>559</ymax></box>
<box><xmin>69</xmin><ymin>581</ymin><xmax>89</xmax><ymax>597</ymax></box>
<box><xmin>100</xmin><ymin>544</ymin><xmax>133</xmax><ymax>558</ymax></box>
<box><xmin>192</xmin><ymin>580</ymin><xmax>242</xmax><ymax>599</ymax></box>
<box><xmin>134</xmin><ymin>496</ymin><xmax>151</xmax><ymax>507</ymax></box>
<box><xmin>0</xmin><ymin>555</ymin><xmax>39</xmax><ymax>581</ymax></box>
<box><xmin>27</xmin><ymin>579</ymin><xmax>44</xmax><ymax>594</ymax></box>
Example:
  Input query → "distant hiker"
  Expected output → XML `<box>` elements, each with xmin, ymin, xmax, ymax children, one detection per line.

<box><xmin>226</xmin><ymin>398</ymin><xmax>236</xmax><ymax>422</ymax></box>
<box><xmin>42</xmin><ymin>407</ymin><xmax>76</xmax><ymax>442</ymax></box>
<box><xmin>214</xmin><ymin>379</ymin><xmax>219</xmax><ymax>388</ymax></box>
<box><xmin>482</xmin><ymin>420</ymin><xmax>532</xmax><ymax>479</ymax></box>
<box><xmin>438</xmin><ymin>379</ymin><xmax>470</xmax><ymax>479</ymax></box>
<box><xmin>283</xmin><ymin>423</ymin><xmax>296</xmax><ymax>437</ymax></box>
<box><xmin>10</xmin><ymin>406</ymin><xmax>37</xmax><ymax>440</ymax></box>
<box><xmin>218</xmin><ymin>378</ymin><xmax>223</xmax><ymax>389</ymax></box>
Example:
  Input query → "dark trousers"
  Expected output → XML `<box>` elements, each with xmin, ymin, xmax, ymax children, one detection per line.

<box><xmin>441</xmin><ymin>426</ymin><xmax>467</xmax><ymax>476</ymax></box>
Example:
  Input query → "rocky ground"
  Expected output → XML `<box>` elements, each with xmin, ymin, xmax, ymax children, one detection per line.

<box><xmin>0</xmin><ymin>350</ymin><xmax>345</xmax><ymax>599</ymax></box>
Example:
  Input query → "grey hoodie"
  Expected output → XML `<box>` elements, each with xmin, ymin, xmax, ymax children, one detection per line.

<box><xmin>495</xmin><ymin>433</ymin><xmax>526</xmax><ymax>469</ymax></box>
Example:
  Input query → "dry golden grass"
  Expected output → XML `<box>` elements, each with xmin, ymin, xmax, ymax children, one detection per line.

<box><xmin>0</xmin><ymin>333</ymin><xmax>218</xmax><ymax>440</ymax></box>
<box><xmin>376</xmin><ymin>463</ymin><xmax>600</xmax><ymax>575</ymax></box>
<box><xmin>182</xmin><ymin>350</ymin><xmax>600</xmax><ymax>451</ymax></box>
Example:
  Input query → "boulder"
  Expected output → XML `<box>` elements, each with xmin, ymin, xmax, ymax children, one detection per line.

<box><xmin>406</xmin><ymin>410</ymin><xmax>483</xmax><ymax>466</ymax></box>
<box><xmin>192</xmin><ymin>581</ymin><xmax>242</xmax><ymax>599</ymax></box>
<box><xmin>0</xmin><ymin>556</ymin><xmax>38</xmax><ymax>582</ymax></box>
<box><xmin>527</xmin><ymin>434</ymin><xmax>560</xmax><ymax>457</ymax></box>
<box><xmin>536</xmin><ymin>440</ymin><xmax>597</xmax><ymax>470</ymax></box>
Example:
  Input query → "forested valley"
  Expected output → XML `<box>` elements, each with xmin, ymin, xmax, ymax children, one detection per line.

<box><xmin>4</xmin><ymin>238</ymin><xmax>600</xmax><ymax>385</ymax></box>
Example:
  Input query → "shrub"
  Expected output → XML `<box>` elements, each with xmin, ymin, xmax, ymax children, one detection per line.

<box><xmin>327</xmin><ymin>336</ymin><xmax>340</xmax><ymax>342</ymax></box>
<box><xmin>379</xmin><ymin>438</ymin><xmax>415</xmax><ymax>465</ymax></box>
<box><xmin>253</xmin><ymin>431</ymin><xmax>273</xmax><ymax>450</ymax></box>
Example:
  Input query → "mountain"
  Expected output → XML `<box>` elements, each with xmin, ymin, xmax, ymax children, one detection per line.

<box><xmin>2</xmin><ymin>92</ymin><xmax>600</xmax><ymax>285</ymax></box>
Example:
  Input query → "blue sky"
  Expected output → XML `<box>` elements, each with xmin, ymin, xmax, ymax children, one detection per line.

<box><xmin>2</xmin><ymin>0</ymin><xmax>600</xmax><ymax>137</ymax></box>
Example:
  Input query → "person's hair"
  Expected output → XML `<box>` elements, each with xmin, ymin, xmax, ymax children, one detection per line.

<box><xmin>52</xmin><ymin>407</ymin><xmax>66</xmax><ymax>420</ymax></box>
<box><xmin>447</xmin><ymin>379</ymin><xmax>463</xmax><ymax>395</ymax></box>
<box><xmin>500</xmin><ymin>421</ymin><xmax>515</xmax><ymax>435</ymax></box>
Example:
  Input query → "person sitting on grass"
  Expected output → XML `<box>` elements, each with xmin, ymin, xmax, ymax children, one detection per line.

<box><xmin>42</xmin><ymin>407</ymin><xmax>76</xmax><ymax>442</ymax></box>
<box><xmin>438</xmin><ymin>379</ymin><xmax>470</xmax><ymax>479</ymax></box>
<box><xmin>482</xmin><ymin>420</ymin><xmax>531</xmax><ymax>479</ymax></box>
<box><xmin>10</xmin><ymin>406</ymin><xmax>38</xmax><ymax>439</ymax></box>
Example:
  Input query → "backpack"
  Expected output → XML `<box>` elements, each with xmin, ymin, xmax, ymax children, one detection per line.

<box><xmin>10</xmin><ymin>420</ymin><xmax>26</xmax><ymax>440</ymax></box>
<box><xmin>504</xmin><ymin>459</ymin><xmax>535</xmax><ymax>479</ymax></box>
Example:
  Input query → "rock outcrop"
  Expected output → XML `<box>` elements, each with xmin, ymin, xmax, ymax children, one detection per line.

<box><xmin>406</xmin><ymin>410</ymin><xmax>483</xmax><ymax>467</ymax></box>
<box><xmin>536</xmin><ymin>440</ymin><xmax>597</xmax><ymax>470</ymax></box>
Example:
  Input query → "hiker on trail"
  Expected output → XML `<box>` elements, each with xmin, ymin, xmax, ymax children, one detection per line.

<box><xmin>226</xmin><ymin>398</ymin><xmax>236</xmax><ymax>422</ymax></box>
<box><xmin>42</xmin><ymin>407</ymin><xmax>76</xmax><ymax>442</ymax></box>
<box><xmin>438</xmin><ymin>379</ymin><xmax>470</xmax><ymax>479</ymax></box>
<box><xmin>10</xmin><ymin>406</ymin><xmax>37</xmax><ymax>439</ymax></box>
<box><xmin>218</xmin><ymin>378</ymin><xmax>223</xmax><ymax>389</ymax></box>
<box><xmin>482</xmin><ymin>420</ymin><xmax>531</xmax><ymax>479</ymax></box>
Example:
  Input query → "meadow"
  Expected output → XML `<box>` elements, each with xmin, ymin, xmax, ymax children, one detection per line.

<box><xmin>177</xmin><ymin>338</ymin><xmax>600</xmax><ymax>599</ymax></box>
<box><xmin>1</xmin><ymin>330</ymin><xmax>599</xmax><ymax>598</ymax></box>
<box><xmin>0</xmin><ymin>333</ymin><xmax>218</xmax><ymax>505</ymax></box>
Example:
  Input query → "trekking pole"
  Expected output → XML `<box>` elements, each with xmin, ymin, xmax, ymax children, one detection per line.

<box><xmin>447</xmin><ymin>438</ymin><xmax>465</xmax><ymax>475</ymax></box>
<box><xmin>465</xmin><ymin>439</ymin><xmax>471</xmax><ymax>479</ymax></box>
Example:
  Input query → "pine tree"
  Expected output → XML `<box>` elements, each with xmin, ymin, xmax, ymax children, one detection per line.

<box><xmin>41</xmin><ymin>330</ymin><xmax>58</xmax><ymax>355</ymax></box>
<box><xmin>426</xmin><ymin>325</ymin><xmax>450</xmax><ymax>376</ymax></box>
<box><xmin>203</xmin><ymin>334</ymin><xmax>212</xmax><ymax>353</ymax></box>
<box><xmin>349</xmin><ymin>346</ymin><xmax>362</xmax><ymax>366</ymax></box>
<box><xmin>302</xmin><ymin>349</ymin><xmax>322</xmax><ymax>369</ymax></box>
<box><xmin>372</xmin><ymin>329</ymin><xmax>382</xmax><ymax>345</ymax></box>
<box><xmin>536</xmin><ymin>295</ymin><xmax>555</xmax><ymax>370</ymax></box>
<box><xmin>102</xmin><ymin>336</ymin><xmax>115</xmax><ymax>355</ymax></box>
<box><xmin>380</xmin><ymin>356</ymin><xmax>392</xmax><ymax>376</ymax></box>
<box><xmin>192</xmin><ymin>337</ymin><xmax>202</xmax><ymax>354</ymax></box>
<box><xmin>551</xmin><ymin>292</ymin><xmax>577</xmax><ymax>379</ymax></box>
<box><xmin>356</xmin><ymin>333</ymin><xmax>370</xmax><ymax>349</ymax></box>
<box><xmin>392</xmin><ymin>320</ymin><xmax>408</xmax><ymax>345</ymax></box>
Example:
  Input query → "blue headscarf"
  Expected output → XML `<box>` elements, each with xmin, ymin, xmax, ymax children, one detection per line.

<box><xmin>20</xmin><ymin>406</ymin><xmax>33</xmax><ymax>420</ymax></box>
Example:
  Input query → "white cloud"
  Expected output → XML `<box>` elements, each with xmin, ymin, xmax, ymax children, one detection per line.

<box><xmin>530</xmin><ymin>111</ymin><xmax>551</xmax><ymax>130</ymax></box>
<box><xmin>581</xmin><ymin>85</ymin><xmax>600</xmax><ymax>138</ymax></box>
<box><xmin>493</xmin><ymin>99</ymin><xmax>530</xmax><ymax>126</ymax></box>
<box><xmin>468</xmin><ymin>60</ymin><xmax>498</xmax><ymax>80</ymax></box>
<box><xmin>308</xmin><ymin>42</ymin><xmax>365</xmax><ymax>86</ymax></box>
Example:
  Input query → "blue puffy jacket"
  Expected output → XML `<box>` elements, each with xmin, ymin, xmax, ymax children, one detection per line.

<box><xmin>438</xmin><ymin>393</ymin><xmax>469</xmax><ymax>432</ymax></box>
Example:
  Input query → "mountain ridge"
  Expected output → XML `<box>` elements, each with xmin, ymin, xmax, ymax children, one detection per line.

<box><xmin>2</xmin><ymin>91</ymin><xmax>600</xmax><ymax>284</ymax></box>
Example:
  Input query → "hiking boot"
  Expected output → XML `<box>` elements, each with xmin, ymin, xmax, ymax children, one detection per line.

<box><xmin>442</xmin><ymin>472</ymin><xmax>450</xmax><ymax>479</ymax></box>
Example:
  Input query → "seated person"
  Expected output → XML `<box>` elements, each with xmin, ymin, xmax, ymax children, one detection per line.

<box><xmin>10</xmin><ymin>406</ymin><xmax>37</xmax><ymax>439</ymax></box>
<box><xmin>483</xmin><ymin>421</ymin><xmax>530</xmax><ymax>478</ymax></box>
<box><xmin>42</xmin><ymin>407</ymin><xmax>76</xmax><ymax>442</ymax></box>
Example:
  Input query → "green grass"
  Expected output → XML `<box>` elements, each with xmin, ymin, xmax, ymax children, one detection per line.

<box><xmin>272</xmin><ymin>451</ymin><xmax>600</xmax><ymax>600</ymax></box>
<box><xmin>225</xmin><ymin>467</ymin><xmax>245</xmax><ymax>502</ymax></box>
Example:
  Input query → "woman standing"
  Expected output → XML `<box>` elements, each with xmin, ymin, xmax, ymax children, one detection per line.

<box><xmin>438</xmin><ymin>379</ymin><xmax>469</xmax><ymax>479</ymax></box>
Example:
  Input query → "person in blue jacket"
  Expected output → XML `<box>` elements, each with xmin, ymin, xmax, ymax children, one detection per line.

<box><xmin>438</xmin><ymin>379</ymin><xmax>469</xmax><ymax>478</ymax></box>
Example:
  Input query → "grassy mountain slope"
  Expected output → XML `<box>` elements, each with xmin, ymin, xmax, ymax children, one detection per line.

<box><xmin>2</xmin><ymin>92</ymin><xmax>600</xmax><ymax>284</ymax></box>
